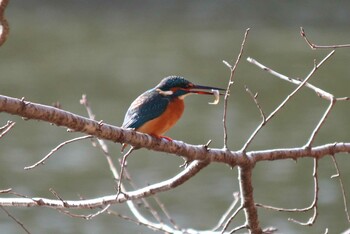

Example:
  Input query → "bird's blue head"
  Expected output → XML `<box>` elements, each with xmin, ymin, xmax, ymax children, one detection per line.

<box><xmin>155</xmin><ymin>76</ymin><xmax>225</xmax><ymax>99</ymax></box>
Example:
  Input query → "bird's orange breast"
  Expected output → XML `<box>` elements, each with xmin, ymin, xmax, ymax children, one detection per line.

<box><xmin>137</xmin><ymin>98</ymin><xmax>184</xmax><ymax>136</ymax></box>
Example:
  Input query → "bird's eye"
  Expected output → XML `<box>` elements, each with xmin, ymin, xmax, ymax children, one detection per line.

<box><xmin>187</xmin><ymin>83</ymin><xmax>194</xmax><ymax>88</ymax></box>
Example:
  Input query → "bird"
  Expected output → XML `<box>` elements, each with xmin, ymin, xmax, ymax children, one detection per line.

<box><xmin>121</xmin><ymin>75</ymin><xmax>225</xmax><ymax>151</ymax></box>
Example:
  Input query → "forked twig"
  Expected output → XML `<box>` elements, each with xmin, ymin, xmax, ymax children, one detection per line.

<box><xmin>0</xmin><ymin>120</ymin><xmax>15</xmax><ymax>138</ymax></box>
<box><xmin>301</xmin><ymin>27</ymin><xmax>350</xmax><ymax>49</ymax></box>
<box><xmin>222</xmin><ymin>28</ymin><xmax>250</xmax><ymax>149</ymax></box>
<box><xmin>24</xmin><ymin>135</ymin><xmax>93</xmax><ymax>170</ymax></box>
<box><xmin>220</xmin><ymin>204</ymin><xmax>244</xmax><ymax>233</ymax></box>
<box><xmin>49</xmin><ymin>188</ymin><xmax>69</xmax><ymax>208</ymax></box>
<box><xmin>246</xmin><ymin>57</ymin><xmax>334</xmax><ymax>101</ymax></box>
<box><xmin>247</xmin><ymin>57</ymin><xmax>350</xmax><ymax>102</ymax></box>
<box><xmin>256</xmin><ymin>159</ymin><xmax>320</xmax><ymax>226</ymax></box>
<box><xmin>228</xmin><ymin>224</ymin><xmax>248</xmax><ymax>234</ymax></box>
<box><xmin>241</xmin><ymin>50</ymin><xmax>335</xmax><ymax>152</ymax></box>
<box><xmin>117</xmin><ymin>147</ymin><xmax>135</xmax><ymax>196</ymax></box>
<box><xmin>57</xmin><ymin>204</ymin><xmax>111</xmax><ymax>220</ymax></box>
<box><xmin>212</xmin><ymin>192</ymin><xmax>240</xmax><ymax>231</ymax></box>
<box><xmin>289</xmin><ymin>158</ymin><xmax>319</xmax><ymax>225</ymax></box>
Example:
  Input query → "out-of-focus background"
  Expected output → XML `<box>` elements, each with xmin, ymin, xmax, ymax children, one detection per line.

<box><xmin>1</xmin><ymin>1</ymin><xmax>349</xmax><ymax>233</ymax></box>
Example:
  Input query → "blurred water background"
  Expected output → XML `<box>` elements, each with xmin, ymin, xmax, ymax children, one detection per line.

<box><xmin>0</xmin><ymin>1</ymin><xmax>350</xmax><ymax>233</ymax></box>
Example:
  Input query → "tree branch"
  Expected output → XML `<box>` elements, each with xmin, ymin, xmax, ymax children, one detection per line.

<box><xmin>0</xmin><ymin>94</ymin><xmax>349</xmax><ymax>166</ymax></box>
<box><xmin>222</xmin><ymin>28</ymin><xmax>250</xmax><ymax>150</ymax></box>
<box><xmin>0</xmin><ymin>0</ymin><xmax>9</xmax><ymax>46</ymax></box>
<box><xmin>0</xmin><ymin>160</ymin><xmax>210</xmax><ymax>209</ymax></box>
<box><xmin>301</xmin><ymin>27</ymin><xmax>350</xmax><ymax>49</ymax></box>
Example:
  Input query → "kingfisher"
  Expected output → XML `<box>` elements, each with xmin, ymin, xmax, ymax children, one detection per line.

<box><xmin>121</xmin><ymin>76</ymin><xmax>225</xmax><ymax>151</ymax></box>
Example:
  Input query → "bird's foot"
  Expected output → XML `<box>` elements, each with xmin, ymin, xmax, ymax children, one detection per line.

<box><xmin>150</xmin><ymin>134</ymin><xmax>173</xmax><ymax>142</ymax></box>
<box><xmin>160</xmin><ymin>135</ymin><xmax>173</xmax><ymax>141</ymax></box>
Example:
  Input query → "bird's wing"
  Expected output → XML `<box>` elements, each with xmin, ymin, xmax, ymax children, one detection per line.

<box><xmin>122</xmin><ymin>91</ymin><xmax>169</xmax><ymax>130</ymax></box>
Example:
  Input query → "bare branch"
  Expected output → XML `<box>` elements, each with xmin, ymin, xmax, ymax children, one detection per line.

<box><xmin>301</xmin><ymin>27</ymin><xmax>350</xmax><ymax>49</ymax></box>
<box><xmin>0</xmin><ymin>25</ymin><xmax>349</xmax><ymax>234</ymax></box>
<box><xmin>238</xmin><ymin>165</ymin><xmax>262</xmax><ymax>233</ymax></box>
<box><xmin>229</xmin><ymin>223</ymin><xmax>247</xmax><ymax>233</ymax></box>
<box><xmin>24</xmin><ymin>135</ymin><xmax>94</xmax><ymax>170</ymax></box>
<box><xmin>246</xmin><ymin>57</ymin><xmax>338</xmax><ymax>101</ymax></box>
<box><xmin>0</xmin><ymin>94</ymin><xmax>230</xmax><ymax>164</ymax></box>
<box><xmin>0</xmin><ymin>0</ymin><xmax>9</xmax><ymax>46</ymax></box>
<box><xmin>222</xmin><ymin>28</ymin><xmax>250</xmax><ymax>149</ymax></box>
<box><xmin>240</xmin><ymin>86</ymin><xmax>266</xmax><ymax>152</ymax></box>
<box><xmin>107</xmin><ymin>209</ymin><xmax>175</xmax><ymax>233</ymax></box>
<box><xmin>241</xmin><ymin>50</ymin><xmax>335</xmax><ymax>152</ymax></box>
<box><xmin>256</xmin><ymin>159</ymin><xmax>320</xmax><ymax>226</ymax></box>
<box><xmin>0</xmin><ymin>120</ymin><xmax>15</xmax><ymax>138</ymax></box>
<box><xmin>0</xmin><ymin>160</ymin><xmax>210</xmax><ymax>210</ymax></box>
<box><xmin>304</xmin><ymin>98</ymin><xmax>336</xmax><ymax>148</ymax></box>
<box><xmin>0</xmin><ymin>188</ymin><xmax>12</xmax><ymax>193</ymax></box>
<box><xmin>117</xmin><ymin>147</ymin><xmax>135</xmax><ymax>196</ymax></box>
<box><xmin>212</xmin><ymin>192</ymin><xmax>240</xmax><ymax>231</ymax></box>
<box><xmin>245</xmin><ymin>86</ymin><xmax>266</xmax><ymax>122</ymax></box>
<box><xmin>289</xmin><ymin>158</ymin><xmax>319</xmax><ymax>226</ymax></box>
<box><xmin>221</xmin><ymin>204</ymin><xmax>244</xmax><ymax>233</ymax></box>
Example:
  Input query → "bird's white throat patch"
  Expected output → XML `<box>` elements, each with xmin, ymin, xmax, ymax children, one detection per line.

<box><xmin>156</xmin><ymin>89</ymin><xmax>173</xmax><ymax>96</ymax></box>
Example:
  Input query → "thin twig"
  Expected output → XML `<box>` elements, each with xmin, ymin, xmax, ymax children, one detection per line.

<box><xmin>0</xmin><ymin>120</ymin><xmax>15</xmax><ymax>138</ymax></box>
<box><xmin>246</xmin><ymin>57</ymin><xmax>336</xmax><ymax>101</ymax></box>
<box><xmin>153</xmin><ymin>194</ymin><xmax>180</xmax><ymax>230</ymax></box>
<box><xmin>0</xmin><ymin>205</ymin><xmax>31</xmax><ymax>234</ymax></box>
<box><xmin>245</xmin><ymin>86</ymin><xmax>266</xmax><ymax>122</ymax></box>
<box><xmin>24</xmin><ymin>135</ymin><xmax>94</xmax><ymax>170</ymax></box>
<box><xmin>330</xmin><ymin>155</ymin><xmax>350</xmax><ymax>222</ymax></box>
<box><xmin>222</xmin><ymin>28</ymin><xmax>250</xmax><ymax>150</ymax></box>
<box><xmin>0</xmin><ymin>120</ymin><xmax>14</xmax><ymax>131</ymax></box>
<box><xmin>212</xmin><ymin>192</ymin><xmax>240</xmax><ymax>231</ymax></box>
<box><xmin>257</xmin><ymin>159</ymin><xmax>320</xmax><ymax>225</ymax></box>
<box><xmin>0</xmin><ymin>189</ymin><xmax>29</xmax><ymax>198</ymax></box>
<box><xmin>0</xmin><ymin>188</ymin><xmax>12</xmax><ymax>193</ymax></box>
<box><xmin>80</xmin><ymin>94</ymin><xmax>96</xmax><ymax>120</ymax></box>
<box><xmin>304</xmin><ymin>98</ymin><xmax>336</xmax><ymax>148</ymax></box>
<box><xmin>220</xmin><ymin>204</ymin><xmax>244</xmax><ymax>234</ymax></box>
<box><xmin>262</xmin><ymin>226</ymin><xmax>278</xmax><ymax>234</ymax></box>
<box><xmin>86</xmin><ymin>204</ymin><xmax>111</xmax><ymax>220</ymax></box>
<box><xmin>117</xmin><ymin>147</ymin><xmax>135</xmax><ymax>196</ymax></box>
<box><xmin>229</xmin><ymin>223</ymin><xmax>248</xmax><ymax>234</ymax></box>
<box><xmin>289</xmin><ymin>158</ymin><xmax>319</xmax><ymax>225</ymax></box>
<box><xmin>107</xmin><ymin>209</ymin><xmax>169</xmax><ymax>233</ymax></box>
<box><xmin>240</xmin><ymin>86</ymin><xmax>267</xmax><ymax>152</ymax></box>
<box><xmin>49</xmin><ymin>188</ymin><xmax>68</xmax><ymax>208</ymax></box>
<box><xmin>80</xmin><ymin>95</ymin><xmax>119</xmax><ymax>180</ymax></box>
<box><xmin>57</xmin><ymin>206</ymin><xmax>111</xmax><ymax>220</ymax></box>
<box><xmin>301</xmin><ymin>27</ymin><xmax>350</xmax><ymax>49</ymax></box>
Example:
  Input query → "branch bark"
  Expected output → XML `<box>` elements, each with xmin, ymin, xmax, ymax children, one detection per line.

<box><xmin>1</xmin><ymin>95</ymin><xmax>349</xmax><ymax>168</ymax></box>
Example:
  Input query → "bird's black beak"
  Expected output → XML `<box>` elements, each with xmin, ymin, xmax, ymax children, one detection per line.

<box><xmin>188</xmin><ymin>84</ymin><xmax>226</xmax><ymax>95</ymax></box>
